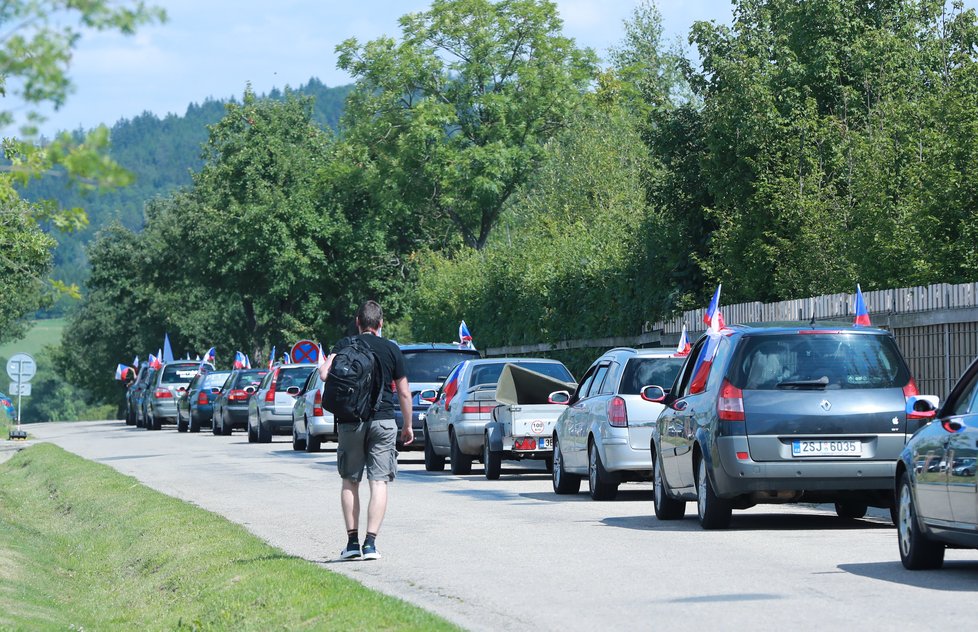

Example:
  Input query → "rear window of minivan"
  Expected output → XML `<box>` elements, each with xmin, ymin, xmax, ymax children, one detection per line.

<box><xmin>728</xmin><ymin>333</ymin><xmax>910</xmax><ymax>390</ymax></box>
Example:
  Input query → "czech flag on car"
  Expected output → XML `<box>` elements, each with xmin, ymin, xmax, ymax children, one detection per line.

<box><xmin>443</xmin><ymin>362</ymin><xmax>467</xmax><ymax>408</ymax></box>
<box><xmin>204</xmin><ymin>347</ymin><xmax>216</xmax><ymax>364</ymax></box>
<box><xmin>268</xmin><ymin>346</ymin><xmax>276</xmax><ymax>369</ymax></box>
<box><xmin>704</xmin><ymin>284</ymin><xmax>725</xmax><ymax>330</ymax></box>
<box><xmin>234</xmin><ymin>351</ymin><xmax>247</xmax><ymax>369</ymax></box>
<box><xmin>674</xmin><ymin>324</ymin><xmax>691</xmax><ymax>357</ymax></box>
<box><xmin>690</xmin><ymin>288</ymin><xmax>727</xmax><ymax>394</ymax></box>
<box><xmin>459</xmin><ymin>321</ymin><xmax>475</xmax><ymax>350</ymax></box>
<box><xmin>115</xmin><ymin>364</ymin><xmax>129</xmax><ymax>381</ymax></box>
<box><xmin>854</xmin><ymin>284</ymin><xmax>871</xmax><ymax>326</ymax></box>
<box><xmin>149</xmin><ymin>353</ymin><xmax>162</xmax><ymax>370</ymax></box>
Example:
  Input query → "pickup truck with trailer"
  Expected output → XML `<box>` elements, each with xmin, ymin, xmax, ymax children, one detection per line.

<box><xmin>483</xmin><ymin>364</ymin><xmax>576</xmax><ymax>480</ymax></box>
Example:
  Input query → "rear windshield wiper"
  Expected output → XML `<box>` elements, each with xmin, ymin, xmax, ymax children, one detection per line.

<box><xmin>776</xmin><ymin>376</ymin><xmax>829</xmax><ymax>390</ymax></box>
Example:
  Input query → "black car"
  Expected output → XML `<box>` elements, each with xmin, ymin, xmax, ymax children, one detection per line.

<box><xmin>394</xmin><ymin>343</ymin><xmax>481</xmax><ymax>450</ymax></box>
<box><xmin>896</xmin><ymin>357</ymin><xmax>978</xmax><ymax>569</ymax></box>
<box><xmin>211</xmin><ymin>368</ymin><xmax>269</xmax><ymax>435</ymax></box>
<box><xmin>125</xmin><ymin>361</ymin><xmax>150</xmax><ymax>426</ymax></box>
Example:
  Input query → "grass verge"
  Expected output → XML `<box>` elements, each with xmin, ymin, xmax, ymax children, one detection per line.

<box><xmin>0</xmin><ymin>444</ymin><xmax>458</xmax><ymax>631</ymax></box>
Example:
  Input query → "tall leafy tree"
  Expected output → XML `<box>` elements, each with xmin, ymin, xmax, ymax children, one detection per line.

<box><xmin>337</xmin><ymin>0</ymin><xmax>597</xmax><ymax>251</ymax></box>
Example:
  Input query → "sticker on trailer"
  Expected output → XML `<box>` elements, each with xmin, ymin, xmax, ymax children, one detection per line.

<box><xmin>531</xmin><ymin>420</ymin><xmax>545</xmax><ymax>434</ymax></box>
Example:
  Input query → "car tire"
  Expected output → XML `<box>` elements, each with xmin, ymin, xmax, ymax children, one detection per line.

<box><xmin>449</xmin><ymin>429</ymin><xmax>472</xmax><ymax>475</ymax></box>
<box><xmin>835</xmin><ymin>501</ymin><xmax>868</xmax><ymax>520</ymax></box>
<box><xmin>189</xmin><ymin>413</ymin><xmax>201</xmax><ymax>433</ymax></box>
<box><xmin>898</xmin><ymin>471</ymin><xmax>945</xmax><ymax>569</ymax></box>
<box><xmin>257</xmin><ymin>419</ymin><xmax>272</xmax><ymax>443</ymax></box>
<box><xmin>696</xmin><ymin>456</ymin><xmax>732</xmax><ymax>529</ymax></box>
<box><xmin>221</xmin><ymin>414</ymin><xmax>232</xmax><ymax>436</ymax></box>
<box><xmin>126</xmin><ymin>409</ymin><xmax>135</xmax><ymax>426</ymax></box>
<box><xmin>653</xmin><ymin>449</ymin><xmax>685</xmax><ymax>520</ymax></box>
<box><xmin>247</xmin><ymin>420</ymin><xmax>256</xmax><ymax>443</ymax></box>
<box><xmin>552</xmin><ymin>437</ymin><xmax>581</xmax><ymax>494</ymax></box>
<box><xmin>212</xmin><ymin>415</ymin><xmax>222</xmax><ymax>436</ymax></box>
<box><xmin>588</xmin><ymin>441</ymin><xmax>620</xmax><ymax>501</ymax></box>
<box><xmin>147</xmin><ymin>414</ymin><xmax>159</xmax><ymax>431</ymax></box>
<box><xmin>292</xmin><ymin>426</ymin><xmax>306</xmax><ymax>451</ymax></box>
<box><xmin>177</xmin><ymin>414</ymin><xmax>188</xmax><ymax>433</ymax></box>
<box><xmin>306</xmin><ymin>434</ymin><xmax>321</xmax><ymax>453</ymax></box>
<box><xmin>424</xmin><ymin>424</ymin><xmax>446</xmax><ymax>472</ymax></box>
<box><xmin>483</xmin><ymin>436</ymin><xmax>501</xmax><ymax>480</ymax></box>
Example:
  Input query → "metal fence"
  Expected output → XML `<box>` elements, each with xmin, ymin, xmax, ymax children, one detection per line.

<box><xmin>486</xmin><ymin>282</ymin><xmax>978</xmax><ymax>399</ymax></box>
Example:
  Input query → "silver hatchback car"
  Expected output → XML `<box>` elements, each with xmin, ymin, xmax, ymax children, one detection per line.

<box><xmin>552</xmin><ymin>348</ymin><xmax>685</xmax><ymax>500</ymax></box>
<box><xmin>248</xmin><ymin>363</ymin><xmax>316</xmax><ymax>443</ymax></box>
<box><xmin>291</xmin><ymin>369</ymin><xmax>335</xmax><ymax>452</ymax></box>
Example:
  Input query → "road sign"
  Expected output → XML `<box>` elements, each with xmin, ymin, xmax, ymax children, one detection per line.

<box><xmin>6</xmin><ymin>353</ymin><xmax>36</xmax><ymax>382</ymax></box>
<box><xmin>8</xmin><ymin>382</ymin><xmax>31</xmax><ymax>396</ymax></box>
<box><xmin>291</xmin><ymin>339</ymin><xmax>320</xmax><ymax>364</ymax></box>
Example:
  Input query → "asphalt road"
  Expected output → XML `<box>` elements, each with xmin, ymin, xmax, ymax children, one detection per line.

<box><xmin>18</xmin><ymin>421</ymin><xmax>978</xmax><ymax>631</ymax></box>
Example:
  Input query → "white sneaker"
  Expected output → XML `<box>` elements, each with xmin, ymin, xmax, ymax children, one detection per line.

<box><xmin>361</xmin><ymin>542</ymin><xmax>381</xmax><ymax>560</ymax></box>
<box><xmin>340</xmin><ymin>544</ymin><xmax>361</xmax><ymax>560</ymax></box>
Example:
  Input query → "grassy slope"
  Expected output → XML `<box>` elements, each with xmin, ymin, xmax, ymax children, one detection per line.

<box><xmin>0</xmin><ymin>444</ymin><xmax>457</xmax><ymax>631</ymax></box>
<box><xmin>0</xmin><ymin>318</ymin><xmax>66</xmax><ymax>360</ymax></box>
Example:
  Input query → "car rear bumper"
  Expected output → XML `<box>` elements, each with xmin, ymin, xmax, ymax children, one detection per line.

<box><xmin>713</xmin><ymin>436</ymin><xmax>897</xmax><ymax>496</ymax></box>
<box><xmin>456</xmin><ymin>421</ymin><xmax>490</xmax><ymax>455</ymax></box>
<box><xmin>600</xmin><ymin>438</ymin><xmax>653</xmax><ymax>473</ymax></box>
<box><xmin>258</xmin><ymin>407</ymin><xmax>294</xmax><ymax>432</ymax></box>
<box><xmin>307</xmin><ymin>415</ymin><xmax>335</xmax><ymax>438</ymax></box>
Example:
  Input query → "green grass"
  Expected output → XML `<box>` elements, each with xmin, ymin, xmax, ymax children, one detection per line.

<box><xmin>0</xmin><ymin>444</ymin><xmax>459</xmax><ymax>631</ymax></box>
<box><xmin>0</xmin><ymin>318</ymin><xmax>66</xmax><ymax>360</ymax></box>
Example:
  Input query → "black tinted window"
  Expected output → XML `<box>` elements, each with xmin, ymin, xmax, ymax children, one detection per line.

<box><xmin>620</xmin><ymin>357</ymin><xmax>685</xmax><ymax>395</ymax></box>
<box><xmin>234</xmin><ymin>370</ymin><xmax>269</xmax><ymax>388</ymax></box>
<box><xmin>402</xmin><ymin>350</ymin><xmax>480</xmax><ymax>383</ymax></box>
<box><xmin>729</xmin><ymin>333</ymin><xmax>910</xmax><ymax>390</ymax></box>
<box><xmin>277</xmin><ymin>367</ymin><xmax>315</xmax><ymax>390</ymax></box>
<box><xmin>161</xmin><ymin>363</ymin><xmax>202</xmax><ymax>384</ymax></box>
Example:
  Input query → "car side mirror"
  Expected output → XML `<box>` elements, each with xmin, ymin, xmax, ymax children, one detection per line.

<box><xmin>286</xmin><ymin>386</ymin><xmax>301</xmax><ymax>396</ymax></box>
<box><xmin>177</xmin><ymin>386</ymin><xmax>187</xmax><ymax>393</ymax></box>
<box><xmin>244</xmin><ymin>386</ymin><xmax>257</xmax><ymax>395</ymax></box>
<box><xmin>211</xmin><ymin>387</ymin><xmax>221</xmax><ymax>394</ymax></box>
<box><xmin>906</xmin><ymin>395</ymin><xmax>939</xmax><ymax>420</ymax></box>
<box><xmin>641</xmin><ymin>385</ymin><xmax>666</xmax><ymax>403</ymax></box>
<box><xmin>420</xmin><ymin>389</ymin><xmax>438</xmax><ymax>403</ymax></box>
<box><xmin>547</xmin><ymin>390</ymin><xmax>571</xmax><ymax>405</ymax></box>
<box><xmin>942</xmin><ymin>418</ymin><xmax>964</xmax><ymax>433</ymax></box>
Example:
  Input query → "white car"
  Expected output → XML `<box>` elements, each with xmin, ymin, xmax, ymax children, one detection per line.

<box><xmin>291</xmin><ymin>369</ymin><xmax>335</xmax><ymax>452</ymax></box>
<box><xmin>552</xmin><ymin>348</ymin><xmax>685</xmax><ymax>500</ymax></box>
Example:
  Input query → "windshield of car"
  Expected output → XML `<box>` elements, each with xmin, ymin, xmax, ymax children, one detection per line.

<box><xmin>276</xmin><ymin>367</ymin><xmax>315</xmax><ymax>391</ymax></box>
<box><xmin>402</xmin><ymin>350</ymin><xmax>480</xmax><ymax>383</ymax></box>
<box><xmin>469</xmin><ymin>361</ymin><xmax>573</xmax><ymax>386</ymax></box>
<box><xmin>161</xmin><ymin>363</ymin><xmax>203</xmax><ymax>384</ymax></box>
<box><xmin>202</xmin><ymin>372</ymin><xmax>230</xmax><ymax>389</ymax></box>
<box><xmin>233</xmin><ymin>370</ymin><xmax>269</xmax><ymax>388</ymax></box>
<box><xmin>728</xmin><ymin>333</ymin><xmax>910</xmax><ymax>390</ymax></box>
<box><xmin>619</xmin><ymin>357</ymin><xmax>685</xmax><ymax>394</ymax></box>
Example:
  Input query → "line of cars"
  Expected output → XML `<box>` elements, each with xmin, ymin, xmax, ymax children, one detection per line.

<box><xmin>122</xmin><ymin>322</ymin><xmax>978</xmax><ymax>570</ymax></box>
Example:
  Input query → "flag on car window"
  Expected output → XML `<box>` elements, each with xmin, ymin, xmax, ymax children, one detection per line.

<box><xmin>115</xmin><ymin>364</ymin><xmax>129</xmax><ymax>380</ymax></box>
<box><xmin>245</xmin><ymin>354</ymin><xmax>252</xmax><ymax>369</ymax></box>
<box><xmin>854</xmin><ymin>284</ymin><xmax>871</xmax><ymax>326</ymax></box>
<box><xmin>268</xmin><ymin>346</ymin><xmax>276</xmax><ymax>370</ymax></box>
<box><xmin>162</xmin><ymin>333</ymin><xmax>175</xmax><ymax>363</ymax></box>
<box><xmin>149</xmin><ymin>353</ymin><xmax>162</xmax><ymax>370</ymax></box>
<box><xmin>204</xmin><ymin>347</ymin><xmax>216</xmax><ymax>364</ymax></box>
<box><xmin>133</xmin><ymin>355</ymin><xmax>139</xmax><ymax>367</ymax></box>
<box><xmin>703</xmin><ymin>285</ymin><xmax>725</xmax><ymax>330</ymax></box>
<box><xmin>674</xmin><ymin>324</ymin><xmax>691</xmax><ymax>357</ymax></box>
<box><xmin>444</xmin><ymin>361</ymin><xmax>466</xmax><ymax>408</ymax></box>
<box><xmin>234</xmin><ymin>351</ymin><xmax>247</xmax><ymax>369</ymax></box>
<box><xmin>459</xmin><ymin>321</ymin><xmax>475</xmax><ymax>350</ymax></box>
<box><xmin>317</xmin><ymin>343</ymin><xmax>326</xmax><ymax>367</ymax></box>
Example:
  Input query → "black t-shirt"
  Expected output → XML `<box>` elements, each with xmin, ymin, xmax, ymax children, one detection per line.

<box><xmin>331</xmin><ymin>333</ymin><xmax>406</xmax><ymax>419</ymax></box>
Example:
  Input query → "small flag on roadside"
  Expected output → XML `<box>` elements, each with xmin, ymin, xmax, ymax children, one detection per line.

<box><xmin>854</xmin><ymin>284</ymin><xmax>871</xmax><ymax>326</ymax></box>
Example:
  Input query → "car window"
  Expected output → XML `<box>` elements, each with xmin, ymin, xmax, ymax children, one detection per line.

<box><xmin>303</xmin><ymin>370</ymin><xmax>319</xmax><ymax>392</ymax></box>
<box><xmin>161</xmin><ymin>363</ymin><xmax>201</xmax><ymax>384</ymax></box>
<box><xmin>401</xmin><ymin>350</ymin><xmax>480</xmax><ymax>383</ymax></box>
<box><xmin>203</xmin><ymin>372</ymin><xmax>230</xmax><ymax>389</ymax></box>
<box><xmin>597</xmin><ymin>363</ymin><xmax>620</xmax><ymax>395</ymax></box>
<box><xmin>572</xmin><ymin>366</ymin><xmax>598</xmax><ymax>403</ymax></box>
<box><xmin>619</xmin><ymin>357</ymin><xmax>685</xmax><ymax>395</ymax></box>
<box><xmin>277</xmin><ymin>367</ymin><xmax>315</xmax><ymax>391</ymax></box>
<box><xmin>946</xmin><ymin>368</ymin><xmax>978</xmax><ymax>416</ymax></box>
<box><xmin>675</xmin><ymin>338</ymin><xmax>708</xmax><ymax>397</ymax></box>
<box><xmin>728</xmin><ymin>333</ymin><xmax>910</xmax><ymax>391</ymax></box>
<box><xmin>589</xmin><ymin>365</ymin><xmax>610</xmax><ymax>398</ymax></box>
<box><xmin>234</xmin><ymin>369</ymin><xmax>268</xmax><ymax>389</ymax></box>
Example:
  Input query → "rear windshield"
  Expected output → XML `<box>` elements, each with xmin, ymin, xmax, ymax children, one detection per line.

<box><xmin>161</xmin><ymin>363</ymin><xmax>202</xmax><ymax>384</ymax></box>
<box><xmin>469</xmin><ymin>361</ymin><xmax>573</xmax><ymax>386</ymax></box>
<box><xmin>402</xmin><ymin>350</ymin><xmax>480</xmax><ymax>383</ymax></box>
<box><xmin>619</xmin><ymin>357</ymin><xmax>685</xmax><ymax>394</ymax></box>
<box><xmin>202</xmin><ymin>372</ymin><xmax>230</xmax><ymax>389</ymax></box>
<box><xmin>728</xmin><ymin>333</ymin><xmax>910</xmax><ymax>390</ymax></box>
<box><xmin>233</xmin><ymin>370</ymin><xmax>269</xmax><ymax>388</ymax></box>
<box><xmin>276</xmin><ymin>367</ymin><xmax>315</xmax><ymax>391</ymax></box>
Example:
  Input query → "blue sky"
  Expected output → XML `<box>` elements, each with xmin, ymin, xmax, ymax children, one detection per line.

<box><xmin>33</xmin><ymin>0</ymin><xmax>978</xmax><ymax>136</ymax></box>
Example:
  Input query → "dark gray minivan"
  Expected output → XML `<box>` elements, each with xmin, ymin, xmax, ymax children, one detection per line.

<box><xmin>650</xmin><ymin>323</ymin><xmax>924</xmax><ymax>529</ymax></box>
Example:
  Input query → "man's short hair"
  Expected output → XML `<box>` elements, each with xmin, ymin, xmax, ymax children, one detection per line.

<box><xmin>356</xmin><ymin>300</ymin><xmax>383</xmax><ymax>331</ymax></box>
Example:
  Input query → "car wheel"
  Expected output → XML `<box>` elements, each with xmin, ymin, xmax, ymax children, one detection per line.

<box><xmin>189</xmin><ymin>413</ymin><xmax>201</xmax><ymax>433</ymax></box>
<box><xmin>653</xmin><ymin>449</ymin><xmax>685</xmax><ymax>520</ymax></box>
<box><xmin>177</xmin><ymin>413</ymin><xmax>188</xmax><ymax>433</ymax></box>
<box><xmin>483</xmin><ymin>435</ymin><xmax>501</xmax><ymax>480</ymax></box>
<box><xmin>292</xmin><ymin>426</ymin><xmax>306</xmax><ymax>451</ymax></box>
<box><xmin>212</xmin><ymin>414</ymin><xmax>222</xmax><ymax>436</ymax></box>
<box><xmin>257</xmin><ymin>419</ymin><xmax>272</xmax><ymax>443</ymax></box>
<box><xmin>423</xmin><ymin>424</ymin><xmax>446</xmax><ymax>472</ymax></box>
<box><xmin>552</xmin><ymin>437</ymin><xmax>581</xmax><ymax>494</ymax></box>
<box><xmin>126</xmin><ymin>409</ymin><xmax>135</xmax><ymax>426</ymax></box>
<box><xmin>898</xmin><ymin>471</ymin><xmax>945</xmax><ymax>569</ymax></box>
<box><xmin>147</xmin><ymin>414</ymin><xmax>158</xmax><ymax>431</ymax></box>
<box><xmin>247</xmin><ymin>419</ymin><xmax>257</xmax><ymax>443</ymax></box>
<box><xmin>696</xmin><ymin>456</ymin><xmax>732</xmax><ymax>529</ymax></box>
<box><xmin>306</xmin><ymin>434</ymin><xmax>321</xmax><ymax>453</ymax></box>
<box><xmin>588</xmin><ymin>441</ymin><xmax>620</xmax><ymax>501</ymax></box>
<box><xmin>835</xmin><ymin>501</ymin><xmax>868</xmax><ymax>520</ymax></box>
<box><xmin>221</xmin><ymin>413</ymin><xmax>232</xmax><ymax>436</ymax></box>
<box><xmin>449</xmin><ymin>429</ymin><xmax>472</xmax><ymax>475</ymax></box>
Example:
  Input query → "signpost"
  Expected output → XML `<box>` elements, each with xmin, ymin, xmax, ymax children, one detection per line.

<box><xmin>5</xmin><ymin>353</ymin><xmax>35</xmax><ymax>439</ymax></box>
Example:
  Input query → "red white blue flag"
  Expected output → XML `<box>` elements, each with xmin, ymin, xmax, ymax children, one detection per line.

<box><xmin>459</xmin><ymin>321</ymin><xmax>475</xmax><ymax>350</ymax></box>
<box><xmin>690</xmin><ymin>288</ymin><xmax>727</xmax><ymax>393</ymax></box>
<box><xmin>204</xmin><ymin>347</ymin><xmax>216</xmax><ymax>364</ymax></box>
<box><xmin>443</xmin><ymin>361</ymin><xmax>467</xmax><ymax>408</ymax></box>
<box><xmin>854</xmin><ymin>284</ymin><xmax>871</xmax><ymax>327</ymax></box>
<box><xmin>233</xmin><ymin>351</ymin><xmax>247</xmax><ymax>369</ymax></box>
<box><xmin>703</xmin><ymin>284</ymin><xmax>725</xmax><ymax>330</ymax></box>
<box><xmin>149</xmin><ymin>352</ymin><xmax>162</xmax><ymax>370</ymax></box>
<box><xmin>674</xmin><ymin>324</ymin><xmax>691</xmax><ymax>357</ymax></box>
<box><xmin>115</xmin><ymin>364</ymin><xmax>129</xmax><ymax>380</ymax></box>
<box><xmin>268</xmin><ymin>346</ymin><xmax>276</xmax><ymax>369</ymax></box>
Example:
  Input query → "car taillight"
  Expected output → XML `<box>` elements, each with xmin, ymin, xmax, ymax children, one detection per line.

<box><xmin>265</xmin><ymin>368</ymin><xmax>279</xmax><ymax>402</ymax></box>
<box><xmin>228</xmin><ymin>389</ymin><xmax>247</xmax><ymax>402</ymax></box>
<box><xmin>514</xmin><ymin>438</ymin><xmax>537</xmax><ymax>450</ymax></box>
<box><xmin>607</xmin><ymin>396</ymin><xmax>628</xmax><ymax>427</ymax></box>
<box><xmin>154</xmin><ymin>388</ymin><xmax>172</xmax><ymax>399</ymax></box>
<box><xmin>461</xmin><ymin>401</ymin><xmax>495</xmax><ymax>414</ymax></box>
<box><xmin>717</xmin><ymin>379</ymin><xmax>745</xmax><ymax>421</ymax></box>
<box><xmin>903</xmin><ymin>378</ymin><xmax>919</xmax><ymax>398</ymax></box>
<box><xmin>313</xmin><ymin>388</ymin><xmax>323</xmax><ymax>416</ymax></box>
<box><xmin>197</xmin><ymin>391</ymin><xmax>209</xmax><ymax>405</ymax></box>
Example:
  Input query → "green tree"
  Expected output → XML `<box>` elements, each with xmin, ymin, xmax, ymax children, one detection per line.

<box><xmin>337</xmin><ymin>0</ymin><xmax>597</xmax><ymax>251</ymax></box>
<box><xmin>0</xmin><ymin>0</ymin><xmax>164</xmax><ymax>342</ymax></box>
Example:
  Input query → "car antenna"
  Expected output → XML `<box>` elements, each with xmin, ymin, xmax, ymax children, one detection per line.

<box><xmin>809</xmin><ymin>312</ymin><xmax>817</xmax><ymax>328</ymax></box>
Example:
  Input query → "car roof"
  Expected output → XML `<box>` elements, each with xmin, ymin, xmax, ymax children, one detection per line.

<box><xmin>723</xmin><ymin>321</ymin><xmax>891</xmax><ymax>335</ymax></box>
<box><xmin>398</xmin><ymin>343</ymin><xmax>481</xmax><ymax>353</ymax></box>
<box><xmin>463</xmin><ymin>357</ymin><xmax>565</xmax><ymax>365</ymax></box>
<box><xmin>603</xmin><ymin>347</ymin><xmax>682</xmax><ymax>359</ymax></box>
<box><xmin>272</xmin><ymin>363</ymin><xmax>318</xmax><ymax>370</ymax></box>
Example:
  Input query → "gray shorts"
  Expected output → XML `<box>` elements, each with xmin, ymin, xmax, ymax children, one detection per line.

<box><xmin>336</xmin><ymin>418</ymin><xmax>398</xmax><ymax>482</ymax></box>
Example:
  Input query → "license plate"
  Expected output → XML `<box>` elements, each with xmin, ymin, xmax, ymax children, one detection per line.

<box><xmin>540</xmin><ymin>437</ymin><xmax>553</xmax><ymax>449</ymax></box>
<box><xmin>791</xmin><ymin>439</ymin><xmax>861</xmax><ymax>457</ymax></box>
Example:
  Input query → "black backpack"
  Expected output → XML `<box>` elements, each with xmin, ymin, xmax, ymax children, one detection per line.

<box><xmin>323</xmin><ymin>336</ymin><xmax>383</xmax><ymax>423</ymax></box>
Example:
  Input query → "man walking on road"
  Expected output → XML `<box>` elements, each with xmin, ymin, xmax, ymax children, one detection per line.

<box><xmin>320</xmin><ymin>300</ymin><xmax>413</xmax><ymax>560</ymax></box>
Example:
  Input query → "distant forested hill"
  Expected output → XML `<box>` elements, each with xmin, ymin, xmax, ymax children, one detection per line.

<box><xmin>24</xmin><ymin>77</ymin><xmax>351</xmax><ymax>315</ymax></box>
